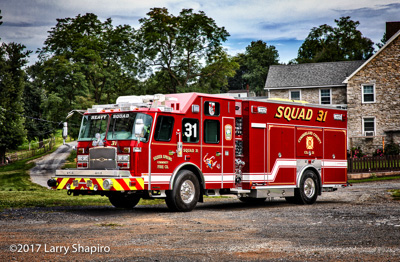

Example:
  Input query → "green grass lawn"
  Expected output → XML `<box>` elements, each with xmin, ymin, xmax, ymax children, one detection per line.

<box><xmin>0</xmin><ymin>154</ymin><xmax>112</xmax><ymax>211</ymax></box>
<box><xmin>0</xmin><ymin>148</ymin><xmax>166</xmax><ymax>211</ymax></box>
<box><xmin>348</xmin><ymin>175</ymin><xmax>400</xmax><ymax>184</ymax></box>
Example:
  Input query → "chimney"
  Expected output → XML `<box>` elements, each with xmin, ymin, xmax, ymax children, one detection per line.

<box><xmin>386</xmin><ymin>21</ymin><xmax>400</xmax><ymax>40</ymax></box>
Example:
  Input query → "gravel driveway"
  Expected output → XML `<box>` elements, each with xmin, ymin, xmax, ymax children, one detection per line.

<box><xmin>1</xmin><ymin>180</ymin><xmax>400</xmax><ymax>261</ymax></box>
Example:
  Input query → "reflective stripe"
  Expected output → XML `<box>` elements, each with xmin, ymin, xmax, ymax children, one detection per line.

<box><xmin>54</xmin><ymin>177</ymin><xmax>144</xmax><ymax>191</ymax></box>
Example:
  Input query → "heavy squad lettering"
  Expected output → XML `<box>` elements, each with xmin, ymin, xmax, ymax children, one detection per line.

<box><xmin>274</xmin><ymin>106</ymin><xmax>313</xmax><ymax>122</ymax></box>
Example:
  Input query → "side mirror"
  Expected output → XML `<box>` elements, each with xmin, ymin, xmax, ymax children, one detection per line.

<box><xmin>135</xmin><ymin>118</ymin><xmax>144</xmax><ymax>138</ymax></box>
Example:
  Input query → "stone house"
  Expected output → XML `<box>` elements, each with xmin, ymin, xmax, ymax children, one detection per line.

<box><xmin>344</xmin><ymin>29</ymin><xmax>400</xmax><ymax>154</ymax></box>
<box><xmin>265</xmin><ymin>23</ymin><xmax>400</xmax><ymax>154</ymax></box>
<box><xmin>265</xmin><ymin>61</ymin><xmax>364</xmax><ymax>108</ymax></box>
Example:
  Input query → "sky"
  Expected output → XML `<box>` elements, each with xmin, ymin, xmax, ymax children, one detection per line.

<box><xmin>0</xmin><ymin>0</ymin><xmax>399</xmax><ymax>65</ymax></box>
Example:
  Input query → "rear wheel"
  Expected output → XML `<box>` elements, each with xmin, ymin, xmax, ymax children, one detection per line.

<box><xmin>297</xmin><ymin>170</ymin><xmax>319</xmax><ymax>205</ymax></box>
<box><xmin>108</xmin><ymin>193</ymin><xmax>140</xmax><ymax>209</ymax></box>
<box><xmin>165</xmin><ymin>170</ymin><xmax>200</xmax><ymax>212</ymax></box>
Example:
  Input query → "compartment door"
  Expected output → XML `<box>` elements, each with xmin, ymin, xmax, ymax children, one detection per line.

<box><xmin>268</xmin><ymin>125</ymin><xmax>296</xmax><ymax>185</ymax></box>
<box><xmin>222</xmin><ymin>117</ymin><xmax>235</xmax><ymax>188</ymax></box>
<box><xmin>323</xmin><ymin>129</ymin><xmax>347</xmax><ymax>184</ymax></box>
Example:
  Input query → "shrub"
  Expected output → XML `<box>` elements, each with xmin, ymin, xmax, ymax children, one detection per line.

<box><xmin>350</xmin><ymin>147</ymin><xmax>364</xmax><ymax>158</ymax></box>
<box><xmin>384</xmin><ymin>143</ymin><xmax>400</xmax><ymax>156</ymax></box>
<box><xmin>373</xmin><ymin>148</ymin><xmax>384</xmax><ymax>157</ymax></box>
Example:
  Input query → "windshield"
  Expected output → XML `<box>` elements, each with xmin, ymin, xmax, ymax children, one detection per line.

<box><xmin>78</xmin><ymin>113</ymin><xmax>153</xmax><ymax>142</ymax></box>
<box><xmin>78</xmin><ymin>114</ymin><xmax>109</xmax><ymax>141</ymax></box>
<box><xmin>107</xmin><ymin>113</ymin><xmax>153</xmax><ymax>142</ymax></box>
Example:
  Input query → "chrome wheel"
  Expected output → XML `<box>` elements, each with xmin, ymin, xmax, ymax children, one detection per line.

<box><xmin>165</xmin><ymin>170</ymin><xmax>200</xmax><ymax>212</ymax></box>
<box><xmin>180</xmin><ymin>180</ymin><xmax>195</xmax><ymax>204</ymax></box>
<box><xmin>303</xmin><ymin>177</ymin><xmax>316</xmax><ymax>198</ymax></box>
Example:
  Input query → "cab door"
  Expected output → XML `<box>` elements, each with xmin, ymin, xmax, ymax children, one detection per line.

<box><xmin>150</xmin><ymin>115</ymin><xmax>176</xmax><ymax>191</ymax></box>
<box><xmin>202</xmin><ymin>101</ymin><xmax>222</xmax><ymax>189</ymax></box>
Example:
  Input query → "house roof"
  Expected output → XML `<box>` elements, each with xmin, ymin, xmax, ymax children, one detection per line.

<box><xmin>265</xmin><ymin>60</ymin><xmax>365</xmax><ymax>90</ymax></box>
<box><xmin>343</xmin><ymin>29</ymin><xmax>400</xmax><ymax>83</ymax></box>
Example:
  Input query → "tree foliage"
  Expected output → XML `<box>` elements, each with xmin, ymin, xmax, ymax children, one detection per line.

<box><xmin>136</xmin><ymin>8</ymin><xmax>232</xmax><ymax>93</ymax></box>
<box><xmin>229</xmin><ymin>40</ymin><xmax>279</xmax><ymax>95</ymax></box>
<box><xmin>35</xmin><ymin>13</ymin><xmax>139</xmax><ymax>138</ymax></box>
<box><xmin>0</xmin><ymin>42</ymin><xmax>31</xmax><ymax>163</ymax></box>
<box><xmin>38</xmin><ymin>13</ymin><xmax>138</xmax><ymax>105</ymax></box>
<box><xmin>296</xmin><ymin>16</ymin><xmax>374</xmax><ymax>63</ymax></box>
<box><xmin>376</xmin><ymin>32</ymin><xmax>387</xmax><ymax>49</ymax></box>
<box><xmin>24</xmin><ymin>63</ymin><xmax>56</xmax><ymax>144</ymax></box>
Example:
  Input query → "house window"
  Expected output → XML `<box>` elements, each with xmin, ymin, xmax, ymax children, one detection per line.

<box><xmin>362</xmin><ymin>84</ymin><xmax>375</xmax><ymax>103</ymax></box>
<box><xmin>290</xmin><ymin>90</ymin><xmax>301</xmax><ymax>100</ymax></box>
<box><xmin>320</xmin><ymin>89</ymin><xmax>331</xmax><ymax>105</ymax></box>
<box><xmin>362</xmin><ymin>117</ymin><xmax>375</xmax><ymax>136</ymax></box>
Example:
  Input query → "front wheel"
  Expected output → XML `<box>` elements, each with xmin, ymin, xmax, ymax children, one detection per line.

<box><xmin>297</xmin><ymin>170</ymin><xmax>319</xmax><ymax>205</ymax></box>
<box><xmin>108</xmin><ymin>193</ymin><xmax>140</xmax><ymax>209</ymax></box>
<box><xmin>165</xmin><ymin>170</ymin><xmax>200</xmax><ymax>212</ymax></box>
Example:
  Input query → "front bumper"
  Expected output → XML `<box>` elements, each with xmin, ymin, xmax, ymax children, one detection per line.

<box><xmin>50</xmin><ymin>170</ymin><xmax>144</xmax><ymax>191</ymax></box>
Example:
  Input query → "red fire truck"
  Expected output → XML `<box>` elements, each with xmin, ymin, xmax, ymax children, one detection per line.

<box><xmin>48</xmin><ymin>93</ymin><xmax>348</xmax><ymax>211</ymax></box>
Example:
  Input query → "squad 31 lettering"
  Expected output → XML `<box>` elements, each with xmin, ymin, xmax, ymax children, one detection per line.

<box><xmin>275</xmin><ymin>106</ymin><xmax>328</xmax><ymax>122</ymax></box>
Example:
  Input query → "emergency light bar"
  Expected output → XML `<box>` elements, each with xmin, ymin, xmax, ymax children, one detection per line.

<box><xmin>87</xmin><ymin>94</ymin><xmax>179</xmax><ymax>113</ymax></box>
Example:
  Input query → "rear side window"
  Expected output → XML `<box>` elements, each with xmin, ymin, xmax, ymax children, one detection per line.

<box><xmin>204</xmin><ymin>120</ymin><xmax>220</xmax><ymax>143</ymax></box>
<box><xmin>154</xmin><ymin>116</ymin><xmax>174</xmax><ymax>141</ymax></box>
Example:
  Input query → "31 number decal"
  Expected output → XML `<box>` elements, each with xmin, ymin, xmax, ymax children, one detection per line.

<box><xmin>184</xmin><ymin>123</ymin><xmax>197</xmax><ymax>138</ymax></box>
<box><xmin>316</xmin><ymin>110</ymin><xmax>328</xmax><ymax>122</ymax></box>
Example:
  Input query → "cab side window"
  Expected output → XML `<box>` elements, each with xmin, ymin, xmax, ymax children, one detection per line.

<box><xmin>154</xmin><ymin>116</ymin><xmax>174</xmax><ymax>141</ymax></box>
<box><xmin>182</xmin><ymin>118</ymin><xmax>199</xmax><ymax>143</ymax></box>
<box><xmin>204</xmin><ymin>120</ymin><xmax>220</xmax><ymax>143</ymax></box>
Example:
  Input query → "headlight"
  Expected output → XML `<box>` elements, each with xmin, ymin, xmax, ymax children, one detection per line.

<box><xmin>77</xmin><ymin>148</ymin><xmax>85</xmax><ymax>154</ymax></box>
<box><xmin>117</xmin><ymin>155</ymin><xmax>130</xmax><ymax>162</ymax></box>
<box><xmin>77</xmin><ymin>155</ymin><xmax>89</xmax><ymax>162</ymax></box>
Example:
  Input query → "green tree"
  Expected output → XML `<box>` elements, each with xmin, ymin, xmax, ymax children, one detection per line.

<box><xmin>227</xmin><ymin>54</ymin><xmax>248</xmax><ymax>90</ymax></box>
<box><xmin>38</xmin><ymin>13</ymin><xmax>138</xmax><ymax>106</ymax></box>
<box><xmin>0</xmin><ymin>42</ymin><xmax>31</xmax><ymax>164</ymax></box>
<box><xmin>376</xmin><ymin>32</ymin><xmax>387</xmax><ymax>49</ymax></box>
<box><xmin>136</xmin><ymin>8</ymin><xmax>230</xmax><ymax>93</ymax></box>
<box><xmin>229</xmin><ymin>40</ymin><xmax>279</xmax><ymax>95</ymax></box>
<box><xmin>24</xmin><ymin>63</ymin><xmax>56</xmax><ymax>146</ymax></box>
<box><xmin>193</xmin><ymin>51</ymin><xmax>239</xmax><ymax>93</ymax></box>
<box><xmin>296</xmin><ymin>16</ymin><xmax>374</xmax><ymax>63</ymax></box>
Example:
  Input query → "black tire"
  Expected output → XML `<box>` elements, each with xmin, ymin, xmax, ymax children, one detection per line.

<box><xmin>297</xmin><ymin>170</ymin><xmax>319</xmax><ymax>205</ymax></box>
<box><xmin>108</xmin><ymin>193</ymin><xmax>140</xmax><ymax>209</ymax></box>
<box><xmin>239</xmin><ymin>197</ymin><xmax>266</xmax><ymax>204</ymax></box>
<box><xmin>165</xmin><ymin>170</ymin><xmax>200</xmax><ymax>212</ymax></box>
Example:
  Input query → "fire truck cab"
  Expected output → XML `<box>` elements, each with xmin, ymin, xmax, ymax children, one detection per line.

<box><xmin>48</xmin><ymin>93</ymin><xmax>348</xmax><ymax>212</ymax></box>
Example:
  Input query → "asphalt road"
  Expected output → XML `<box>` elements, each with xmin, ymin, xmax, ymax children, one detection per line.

<box><xmin>30</xmin><ymin>142</ymin><xmax>77</xmax><ymax>187</ymax></box>
<box><xmin>1</xmin><ymin>180</ymin><xmax>400</xmax><ymax>261</ymax></box>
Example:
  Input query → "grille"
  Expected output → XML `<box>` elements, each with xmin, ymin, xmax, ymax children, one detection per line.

<box><xmin>89</xmin><ymin>147</ymin><xmax>117</xmax><ymax>170</ymax></box>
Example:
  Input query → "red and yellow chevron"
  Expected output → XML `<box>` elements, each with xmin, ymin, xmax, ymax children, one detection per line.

<box><xmin>53</xmin><ymin>177</ymin><xmax>144</xmax><ymax>191</ymax></box>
